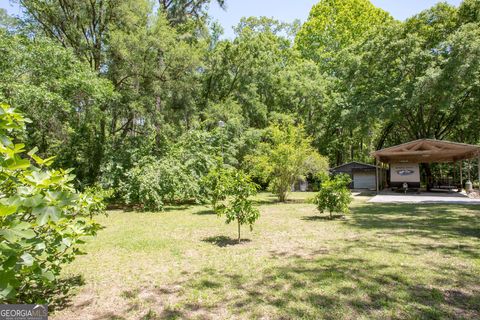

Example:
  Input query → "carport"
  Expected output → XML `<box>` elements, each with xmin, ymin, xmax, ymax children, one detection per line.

<box><xmin>372</xmin><ymin>139</ymin><xmax>480</xmax><ymax>193</ymax></box>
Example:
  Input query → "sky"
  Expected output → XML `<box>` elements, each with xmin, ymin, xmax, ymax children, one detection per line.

<box><xmin>209</xmin><ymin>0</ymin><xmax>463</xmax><ymax>38</ymax></box>
<box><xmin>1</xmin><ymin>0</ymin><xmax>464</xmax><ymax>39</ymax></box>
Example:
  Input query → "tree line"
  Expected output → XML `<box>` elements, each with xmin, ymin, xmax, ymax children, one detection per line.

<box><xmin>0</xmin><ymin>0</ymin><xmax>479</xmax><ymax>200</ymax></box>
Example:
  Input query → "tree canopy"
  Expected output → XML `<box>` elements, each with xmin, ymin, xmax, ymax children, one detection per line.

<box><xmin>295</xmin><ymin>0</ymin><xmax>393</xmax><ymax>66</ymax></box>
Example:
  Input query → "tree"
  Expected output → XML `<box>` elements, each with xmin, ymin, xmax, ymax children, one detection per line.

<box><xmin>459</xmin><ymin>0</ymin><xmax>480</xmax><ymax>23</ymax></box>
<box><xmin>158</xmin><ymin>0</ymin><xmax>226</xmax><ymax>26</ymax></box>
<box><xmin>313</xmin><ymin>2</ymin><xmax>480</xmax><ymax>168</ymax></box>
<box><xmin>202</xmin><ymin>17</ymin><xmax>299</xmax><ymax>128</ymax></box>
<box><xmin>121</xmin><ymin>156</ymin><xmax>198</xmax><ymax>211</ymax></box>
<box><xmin>0</xmin><ymin>103</ymin><xmax>106</xmax><ymax>302</ymax></box>
<box><xmin>246</xmin><ymin>118</ymin><xmax>328</xmax><ymax>202</ymax></box>
<box><xmin>17</xmin><ymin>0</ymin><xmax>207</xmax><ymax>187</ymax></box>
<box><xmin>0</xmin><ymin>8</ymin><xmax>19</xmax><ymax>32</ymax></box>
<box><xmin>339</xmin><ymin>3</ymin><xmax>480</xmax><ymax>146</ymax></box>
<box><xmin>0</xmin><ymin>31</ymin><xmax>115</xmax><ymax>185</ymax></box>
<box><xmin>314</xmin><ymin>173</ymin><xmax>352</xmax><ymax>219</ymax></box>
<box><xmin>215</xmin><ymin>170</ymin><xmax>259</xmax><ymax>243</ymax></box>
<box><xmin>20</xmin><ymin>0</ymin><xmax>120</xmax><ymax>71</ymax></box>
<box><xmin>295</xmin><ymin>0</ymin><xmax>392</xmax><ymax>67</ymax></box>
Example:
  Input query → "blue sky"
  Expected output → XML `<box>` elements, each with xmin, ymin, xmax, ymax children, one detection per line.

<box><xmin>1</xmin><ymin>0</ymin><xmax>463</xmax><ymax>38</ymax></box>
<box><xmin>209</xmin><ymin>0</ymin><xmax>462</xmax><ymax>38</ymax></box>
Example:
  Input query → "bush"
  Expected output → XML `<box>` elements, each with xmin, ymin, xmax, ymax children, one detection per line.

<box><xmin>0</xmin><ymin>103</ymin><xmax>106</xmax><ymax>303</ymax></box>
<box><xmin>120</xmin><ymin>130</ymin><xmax>223</xmax><ymax>211</ymax></box>
<box><xmin>121</xmin><ymin>156</ymin><xmax>199</xmax><ymax>211</ymax></box>
<box><xmin>314</xmin><ymin>173</ymin><xmax>352</xmax><ymax>219</ymax></box>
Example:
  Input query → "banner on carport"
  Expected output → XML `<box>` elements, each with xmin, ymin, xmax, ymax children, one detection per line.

<box><xmin>390</xmin><ymin>163</ymin><xmax>420</xmax><ymax>183</ymax></box>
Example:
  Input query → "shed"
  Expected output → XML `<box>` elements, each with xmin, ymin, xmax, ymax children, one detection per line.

<box><xmin>330</xmin><ymin>161</ymin><xmax>383</xmax><ymax>190</ymax></box>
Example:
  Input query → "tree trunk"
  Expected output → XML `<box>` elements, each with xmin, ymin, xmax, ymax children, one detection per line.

<box><xmin>237</xmin><ymin>221</ymin><xmax>241</xmax><ymax>244</ymax></box>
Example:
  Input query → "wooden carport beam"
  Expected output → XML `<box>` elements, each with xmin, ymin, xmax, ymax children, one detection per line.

<box><xmin>372</xmin><ymin>139</ymin><xmax>480</xmax><ymax>164</ymax></box>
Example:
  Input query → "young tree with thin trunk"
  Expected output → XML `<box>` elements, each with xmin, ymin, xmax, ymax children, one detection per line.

<box><xmin>246</xmin><ymin>117</ymin><xmax>328</xmax><ymax>202</ymax></box>
<box><xmin>211</xmin><ymin>169</ymin><xmax>259</xmax><ymax>243</ymax></box>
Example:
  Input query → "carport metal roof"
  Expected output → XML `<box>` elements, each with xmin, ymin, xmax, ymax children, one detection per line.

<box><xmin>372</xmin><ymin>139</ymin><xmax>480</xmax><ymax>163</ymax></box>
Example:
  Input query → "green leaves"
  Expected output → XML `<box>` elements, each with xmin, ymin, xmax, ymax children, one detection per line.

<box><xmin>206</xmin><ymin>167</ymin><xmax>260</xmax><ymax>242</ymax></box>
<box><xmin>0</xmin><ymin>204</ymin><xmax>17</xmax><ymax>217</ymax></box>
<box><xmin>33</xmin><ymin>205</ymin><xmax>62</xmax><ymax>226</ymax></box>
<box><xmin>314</xmin><ymin>174</ymin><xmax>352</xmax><ymax>219</ymax></box>
<box><xmin>0</xmin><ymin>222</ymin><xmax>36</xmax><ymax>242</ymax></box>
<box><xmin>0</xmin><ymin>103</ymin><xmax>106</xmax><ymax>303</ymax></box>
<box><xmin>28</xmin><ymin>147</ymin><xmax>56</xmax><ymax>166</ymax></box>
<box><xmin>20</xmin><ymin>253</ymin><xmax>34</xmax><ymax>266</ymax></box>
<box><xmin>246</xmin><ymin>120</ymin><xmax>328</xmax><ymax>202</ymax></box>
<box><xmin>295</xmin><ymin>0</ymin><xmax>393</xmax><ymax>66</ymax></box>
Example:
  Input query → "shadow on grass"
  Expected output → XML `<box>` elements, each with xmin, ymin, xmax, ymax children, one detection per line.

<box><xmin>160</xmin><ymin>205</ymin><xmax>192</xmax><ymax>212</ymax></box>
<box><xmin>301</xmin><ymin>214</ymin><xmax>345</xmax><ymax>221</ymax></box>
<box><xmin>151</xmin><ymin>203</ymin><xmax>480</xmax><ymax>318</ymax></box>
<box><xmin>202</xmin><ymin>235</ymin><xmax>251</xmax><ymax>247</ymax></box>
<box><xmin>120</xmin><ymin>255</ymin><xmax>480</xmax><ymax>319</ymax></box>
<box><xmin>192</xmin><ymin>209</ymin><xmax>216</xmax><ymax>215</ymax></box>
<box><xmin>236</xmin><ymin>257</ymin><xmax>477</xmax><ymax>318</ymax></box>
<box><xmin>69</xmin><ymin>201</ymin><xmax>480</xmax><ymax>319</ymax></box>
<box><xmin>347</xmin><ymin>203</ymin><xmax>480</xmax><ymax>240</ymax></box>
<box><xmin>43</xmin><ymin>275</ymin><xmax>85</xmax><ymax>312</ymax></box>
<box><xmin>93</xmin><ymin>312</ymin><xmax>127</xmax><ymax>320</ymax></box>
<box><xmin>251</xmin><ymin>197</ymin><xmax>279</xmax><ymax>205</ymax></box>
<box><xmin>252</xmin><ymin>196</ymin><xmax>312</xmax><ymax>206</ymax></box>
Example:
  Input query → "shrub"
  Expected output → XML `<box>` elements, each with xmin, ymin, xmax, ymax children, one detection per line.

<box><xmin>121</xmin><ymin>156</ymin><xmax>198</xmax><ymax>211</ymax></box>
<box><xmin>0</xmin><ymin>103</ymin><xmax>106</xmax><ymax>303</ymax></box>
<box><xmin>120</xmin><ymin>130</ymin><xmax>222</xmax><ymax>211</ymax></box>
<box><xmin>314</xmin><ymin>173</ymin><xmax>352</xmax><ymax>219</ymax></box>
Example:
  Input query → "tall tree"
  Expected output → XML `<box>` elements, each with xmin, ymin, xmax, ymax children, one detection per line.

<box><xmin>158</xmin><ymin>0</ymin><xmax>226</xmax><ymax>25</ymax></box>
<box><xmin>295</xmin><ymin>0</ymin><xmax>392</xmax><ymax>68</ymax></box>
<box><xmin>342</xmin><ymin>3</ymin><xmax>480</xmax><ymax>144</ymax></box>
<box><xmin>18</xmin><ymin>0</ymin><xmax>208</xmax><ymax>185</ymax></box>
<box><xmin>0</xmin><ymin>31</ymin><xmax>115</xmax><ymax>185</ymax></box>
<box><xmin>20</xmin><ymin>0</ymin><xmax>119</xmax><ymax>71</ymax></box>
<box><xmin>202</xmin><ymin>17</ymin><xmax>307</xmax><ymax>127</ymax></box>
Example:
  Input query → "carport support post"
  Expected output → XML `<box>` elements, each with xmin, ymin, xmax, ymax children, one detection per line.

<box><xmin>478</xmin><ymin>156</ymin><xmax>480</xmax><ymax>190</ymax></box>
<box><xmin>375</xmin><ymin>158</ymin><xmax>379</xmax><ymax>194</ymax></box>
<box><xmin>460</xmin><ymin>161</ymin><xmax>463</xmax><ymax>190</ymax></box>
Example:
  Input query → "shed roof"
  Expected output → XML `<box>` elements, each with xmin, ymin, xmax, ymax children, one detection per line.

<box><xmin>331</xmin><ymin>161</ymin><xmax>380</xmax><ymax>171</ymax></box>
<box><xmin>372</xmin><ymin>139</ymin><xmax>480</xmax><ymax>163</ymax></box>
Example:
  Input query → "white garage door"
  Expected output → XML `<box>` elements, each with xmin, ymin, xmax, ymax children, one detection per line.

<box><xmin>354</xmin><ymin>172</ymin><xmax>376</xmax><ymax>189</ymax></box>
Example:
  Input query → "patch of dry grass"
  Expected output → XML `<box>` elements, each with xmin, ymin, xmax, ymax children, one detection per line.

<box><xmin>52</xmin><ymin>192</ymin><xmax>480</xmax><ymax>319</ymax></box>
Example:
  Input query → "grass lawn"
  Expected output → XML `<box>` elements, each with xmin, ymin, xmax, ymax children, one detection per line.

<box><xmin>52</xmin><ymin>193</ymin><xmax>480</xmax><ymax>320</ymax></box>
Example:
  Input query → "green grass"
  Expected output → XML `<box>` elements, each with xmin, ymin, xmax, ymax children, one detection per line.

<box><xmin>53</xmin><ymin>193</ymin><xmax>480</xmax><ymax>320</ymax></box>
